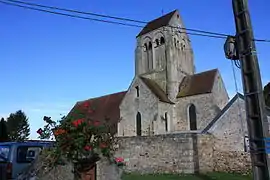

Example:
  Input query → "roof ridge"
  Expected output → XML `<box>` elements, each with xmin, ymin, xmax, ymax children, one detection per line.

<box><xmin>146</xmin><ymin>10</ymin><xmax>177</xmax><ymax>24</ymax></box>
<box><xmin>137</xmin><ymin>10</ymin><xmax>178</xmax><ymax>37</ymax></box>
<box><xmin>192</xmin><ymin>68</ymin><xmax>218</xmax><ymax>76</ymax></box>
<box><xmin>77</xmin><ymin>91</ymin><xmax>127</xmax><ymax>103</ymax></box>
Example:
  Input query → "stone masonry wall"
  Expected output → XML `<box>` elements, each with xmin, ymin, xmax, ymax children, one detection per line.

<box><xmin>212</xmin><ymin>150</ymin><xmax>251</xmax><ymax>174</ymax></box>
<box><xmin>119</xmin><ymin>77</ymin><xmax>159</xmax><ymax>137</ymax></box>
<box><xmin>176</xmin><ymin>94</ymin><xmax>220</xmax><ymax>131</ymax></box>
<box><xmin>211</xmin><ymin>71</ymin><xmax>229</xmax><ymax>110</ymax></box>
<box><xmin>114</xmin><ymin>133</ymin><xmax>214</xmax><ymax>174</ymax></box>
<box><xmin>208</xmin><ymin>97</ymin><xmax>247</xmax><ymax>151</ymax></box>
<box><xmin>114</xmin><ymin>133</ymin><xmax>252</xmax><ymax>175</ymax></box>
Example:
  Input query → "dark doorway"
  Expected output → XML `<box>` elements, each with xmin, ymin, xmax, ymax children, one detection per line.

<box><xmin>189</xmin><ymin>104</ymin><xmax>197</xmax><ymax>130</ymax></box>
<box><xmin>136</xmin><ymin>112</ymin><xmax>142</xmax><ymax>136</ymax></box>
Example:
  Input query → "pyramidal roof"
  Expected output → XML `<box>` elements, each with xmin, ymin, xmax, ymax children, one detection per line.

<box><xmin>137</xmin><ymin>10</ymin><xmax>177</xmax><ymax>37</ymax></box>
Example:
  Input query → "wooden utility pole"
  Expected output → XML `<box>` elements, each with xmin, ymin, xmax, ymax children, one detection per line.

<box><xmin>229</xmin><ymin>0</ymin><xmax>270</xmax><ymax>179</ymax></box>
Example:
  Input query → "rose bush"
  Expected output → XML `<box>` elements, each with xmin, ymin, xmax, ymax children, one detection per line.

<box><xmin>37</xmin><ymin>101</ymin><xmax>124</xmax><ymax>178</ymax></box>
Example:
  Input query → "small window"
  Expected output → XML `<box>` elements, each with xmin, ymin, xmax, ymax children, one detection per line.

<box><xmin>188</xmin><ymin>104</ymin><xmax>197</xmax><ymax>130</ymax></box>
<box><xmin>143</xmin><ymin>43</ymin><xmax>148</xmax><ymax>51</ymax></box>
<box><xmin>160</xmin><ymin>37</ymin><xmax>165</xmax><ymax>44</ymax></box>
<box><xmin>155</xmin><ymin>39</ymin><xmax>159</xmax><ymax>46</ymax></box>
<box><xmin>165</xmin><ymin>113</ymin><xmax>168</xmax><ymax>132</ymax></box>
<box><xmin>151</xmin><ymin>121</ymin><xmax>154</xmax><ymax>135</ymax></box>
<box><xmin>148</xmin><ymin>42</ymin><xmax>152</xmax><ymax>50</ymax></box>
<box><xmin>136</xmin><ymin>112</ymin><xmax>142</xmax><ymax>136</ymax></box>
<box><xmin>174</xmin><ymin>38</ymin><xmax>177</xmax><ymax>47</ymax></box>
<box><xmin>135</xmin><ymin>86</ymin><xmax>139</xmax><ymax>97</ymax></box>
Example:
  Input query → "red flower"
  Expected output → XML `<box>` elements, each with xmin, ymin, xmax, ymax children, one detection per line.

<box><xmin>115</xmin><ymin>157</ymin><xmax>124</xmax><ymax>163</ymax></box>
<box><xmin>36</xmin><ymin>128</ymin><xmax>43</xmax><ymax>135</ymax></box>
<box><xmin>84</xmin><ymin>145</ymin><xmax>92</xmax><ymax>151</ymax></box>
<box><xmin>53</xmin><ymin>129</ymin><xmax>66</xmax><ymax>136</ymax></box>
<box><xmin>100</xmin><ymin>143</ymin><xmax>107</xmax><ymax>148</ymax></box>
<box><xmin>72</xmin><ymin>119</ymin><xmax>84</xmax><ymax>127</ymax></box>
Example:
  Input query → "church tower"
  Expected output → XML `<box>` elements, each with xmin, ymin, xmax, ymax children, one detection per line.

<box><xmin>135</xmin><ymin>10</ymin><xmax>195</xmax><ymax>101</ymax></box>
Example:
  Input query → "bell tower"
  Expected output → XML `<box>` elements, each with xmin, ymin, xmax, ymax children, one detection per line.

<box><xmin>135</xmin><ymin>10</ymin><xmax>195</xmax><ymax>101</ymax></box>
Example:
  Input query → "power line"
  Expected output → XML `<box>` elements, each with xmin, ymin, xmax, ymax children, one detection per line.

<box><xmin>6</xmin><ymin>0</ymin><xmax>270</xmax><ymax>43</ymax></box>
<box><xmin>0</xmin><ymin>0</ymin><xmax>227</xmax><ymax>39</ymax></box>
<box><xmin>5</xmin><ymin>0</ymin><xmax>229</xmax><ymax>37</ymax></box>
<box><xmin>0</xmin><ymin>0</ymin><xmax>143</xmax><ymax>28</ymax></box>
<box><xmin>6</xmin><ymin>0</ymin><xmax>147</xmax><ymax>24</ymax></box>
<box><xmin>1</xmin><ymin>0</ymin><xmax>270</xmax><ymax>43</ymax></box>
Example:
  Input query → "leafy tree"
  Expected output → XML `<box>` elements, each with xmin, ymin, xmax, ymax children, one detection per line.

<box><xmin>0</xmin><ymin>118</ymin><xmax>9</xmax><ymax>142</ymax></box>
<box><xmin>264</xmin><ymin>82</ymin><xmax>270</xmax><ymax>108</ymax></box>
<box><xmin>6</xmin><ymin>110</ymin><xmax>30</xmax><ymax>141</ymax></box>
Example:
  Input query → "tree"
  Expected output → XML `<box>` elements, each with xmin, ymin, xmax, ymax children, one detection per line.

<box><xmin>6</xmin><ymin>110</ymin><xmax>30</xmax><ymax>141</ymax></box>
<box><xmin>0</xmin><ymin>118</ymin><xmax>9</xmax><ymax>142</ymax></box>
<box><xmin>264</xmin><ymin>82</ymin><xmax>270</xmax><ymax>108</ymax></box>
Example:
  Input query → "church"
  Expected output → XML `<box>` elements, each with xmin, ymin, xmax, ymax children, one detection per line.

<box><xmin>68</xmin><ymin>10</ymin><xmax>269</xmax><ymax>152</ymax></box>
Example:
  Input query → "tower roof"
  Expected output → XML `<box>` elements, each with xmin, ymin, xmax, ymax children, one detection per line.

<box><xmin>137</xmin><ymin>10</ymin><xmax>177</xmax><ymax>37</ymax></box>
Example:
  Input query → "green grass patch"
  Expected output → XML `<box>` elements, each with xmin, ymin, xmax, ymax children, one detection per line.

<box><xmin>122</xmin><ymin>172</ymin><xmax>252</xmax><ymax>180</ymax></box>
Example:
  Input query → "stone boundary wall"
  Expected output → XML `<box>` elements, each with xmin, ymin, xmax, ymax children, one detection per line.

<box><xmin>212</xmin><ymin>150</ymin><xmax>251</xmax><ymax>174</ymax></box>
<box><xmin>114</xmin><ymin>133</ymin><xmax>252</xmax><ymax>175</ymax></box>
<box><xmin>26</xmin><ymin>133</ymin><xmax>252</xmax><ymax>180</ymax></box>
<box><xmin>114</xmin><ymin>133</ymin><xmax>214</xmax><ymax>174</ymax></box>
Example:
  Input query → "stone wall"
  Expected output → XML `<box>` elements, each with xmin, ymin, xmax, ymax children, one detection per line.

<box><xmin>176</xmin><ymin>94</ymin><xmax>220</xmax><ymax>131</ymax></box>
<box><xmin>118</xmin><ymin>77</ymin><xmax>159</xmax><ymax>137</ymax></box>
<box><xmin>211</xmin><ymin>70</ymin><xmax>229</xmax><ymax>110</ymax></box>
<box><xmin>114</xmin><ymin>133</ymin><xmax>214</xmax><ymax>174</ymax></box>
<box><xmin>208</xmin><ymin>97</ymin><xmax>247</xmax><ymax>151</ymax></box>
<box><xmin>114</xmin><ymin>133</ymin><xmax>252</xmax><ymax>175</ymax></box>
<box><xmin>212</xmin><ymin>150</ymin><xmax>251</xmax><ymax>174</ymax></box>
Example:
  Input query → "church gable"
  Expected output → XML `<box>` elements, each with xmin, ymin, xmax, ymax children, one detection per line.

<box><xmin>118</xmin><ymin>77</ymin><xmax>160</xmax><ymax>137</ymax></box>
<box><xmin>120</xmin><ymin>77</ymin><xmax>159</xmax><ymax>109</ymax></box>
<box><xmin>177</xmin><ymin>69</ymin><xmax>217</xmax><ymax>98</ymax></box>
<box><xmin>211</xmin><ymin>70</ymin><xmax>229</xmax><ymax>109</ymax></box>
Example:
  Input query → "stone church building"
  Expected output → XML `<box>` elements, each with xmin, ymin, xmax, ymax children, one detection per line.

<box><xmin>69</xmin><ymin>10</ymin><xmax>269</xmax><ymax>153</ymax></box>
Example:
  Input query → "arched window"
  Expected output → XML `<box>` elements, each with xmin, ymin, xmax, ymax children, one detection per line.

<box><xmin>164</xmin><ymin>112</ymin><xmax>168</xmax><ymax>132</ymax></box>
<box><xmin>135</xmin><ymin>86</ymin><xmax>139</xmax><ymax>97</ymax></box>
<box><xmin>144</xmin><ymin>43</ymin><xmax>148</xmax><ymax>51</ymax></box>
<box><xmin>155</xmin><ymin>39</ymin><xmax>159</xmax><ymax>47</ymax></box>
<box><xmin>160</xmin><ymin>37</ymin><xmax>165</xmax><ymax>44</ymax></box>
<box><xmin>148</xmin><ymin>42</ymin><xmax>152</xmax><ymax>50</ymax></box>
<box><xmin>188</xmin><ymin>104</ymin><xmax>197</xmax><ymax>130</ymax></box>
<box><xmin>174</xmin><ymin>38</ymin><xmax>177</xmax><ymax>47</ymax></box>
<box><xmin>136</xmin><ymin>112</ymin><xmax>142</xmax><ymax>136</ymax></box>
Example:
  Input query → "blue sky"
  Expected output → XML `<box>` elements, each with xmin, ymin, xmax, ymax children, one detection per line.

<box><xmin>0</xmin><ymin>0</ymin><xmax>269</xmax><ymax>139</ymax></box>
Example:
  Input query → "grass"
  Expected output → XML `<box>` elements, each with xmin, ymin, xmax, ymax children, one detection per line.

<box><xmin>122</xmin><ymin>172</ymin><xmax>252</xmax><ymax>180</ymax></box>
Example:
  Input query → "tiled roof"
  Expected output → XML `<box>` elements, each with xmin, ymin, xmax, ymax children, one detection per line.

<box><xmin>140</xmin><ymin>77</ymin><xmax>174</xmax><ymax>104</ymax></box>
<box><xmin>67</xmin><ymin>91</ymin><xmax>127</xmax><ymax>134</ymax></box>
<box><xmin>177</xmin><ymin>69</ymin><xmax>218</xmax><ymax>98</ymax></box>
<box><xmin>137</xmin><ymin>10</ymin><xmax>177</xmax><ymax>37</ymax></box>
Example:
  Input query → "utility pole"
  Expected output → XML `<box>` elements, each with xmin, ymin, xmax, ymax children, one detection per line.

<box><xmin>224</xmin><ymin>0</ymin><xmax>270</xmax><ymax>180</ymax></box>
